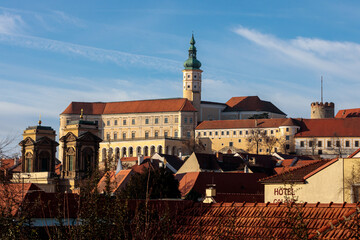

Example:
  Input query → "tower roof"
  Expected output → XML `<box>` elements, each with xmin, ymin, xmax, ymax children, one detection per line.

<box><xmin>183</xmin><ymin>34</ymin><xmax>201</xmax><ymax>70</ymax></box>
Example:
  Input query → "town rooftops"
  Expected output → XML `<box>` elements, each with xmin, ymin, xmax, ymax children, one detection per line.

<box><xmin>335</xmin><ymin>108</ymin><xmax>360</xmax><ymax>118</ymax></box>
<box><xmin>196</xmin><ymin>118</ymin><xmax>298</xmax><ymax>130</ymax></box>
<box><xmin>260</xmin><ymin>159</ymin><xmax>338</xmax><ymax>184</ymax></box>
<box><xmin>295</xmin><ymin>118</ymin><xmax>360</xmax><ymax>137</ymax></box>
<box><xmin>223</xmin><ymin>96</ymin><xmax>286</xmax><ymax>115</ymax></box>
<box><xmin>97</xmin><ymin>169</ymin><xmax>133</xmax><ymax>194</ymax></box>
<box><xmin>61</xmin><ymin>98</ymin><xmax>197</xmax><ymax>115</ymax></box>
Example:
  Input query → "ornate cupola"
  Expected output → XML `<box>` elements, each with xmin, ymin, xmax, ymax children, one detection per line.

<box><xmin>183</xmin><ymin>34</ymin><xmax>203</xmax><ymax>121</ymax></box>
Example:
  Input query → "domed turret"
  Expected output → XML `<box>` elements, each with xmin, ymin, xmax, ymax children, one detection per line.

<box><xmin>183</xmin><ymin>34</ymin><xmax>201</xmax><ymax>70</ymax></box>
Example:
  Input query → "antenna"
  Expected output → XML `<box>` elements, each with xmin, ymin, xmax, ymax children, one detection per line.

<box><xmin>321</xmin><ymin>76</ymin><xmax>323</xmax><ymax>103</ymax></box>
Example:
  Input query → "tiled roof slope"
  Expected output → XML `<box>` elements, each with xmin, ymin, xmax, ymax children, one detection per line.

<box><xmin>224</xmin><ymin>96</ymin><xmax>286</xmax><ymax>115</ymax></box>
<box><xmin>173</xmin><ymin>202</ymin><xmax>360</xmax><ymax>239</ymax></box>
<box><xmin>260</xmin><ymin>159</ymin><xmax>336</xmax><ymax>183</ymax></box>
<box><xmin>97</xmin><ymin>170</ymin><xmax>132</xmax><ymax>194</ymax></box>
<box><xmin>335</xmin><ymin>108</ymin><xmax>360</xmax><ymax>118</ymax></box>
<box><xmin>295</xmin><ymin>118</ymin><xmax>360</xmax><ymax>137</ymax></box>
<box><xmin>62</xmin><ymin>98</ymin><xmax>197</xmax><ymax>115</ymax></box>
<box><xmin>196</xmin><ymin>118</ymin><xmax>298</xmax><ymax>130</ymax></box>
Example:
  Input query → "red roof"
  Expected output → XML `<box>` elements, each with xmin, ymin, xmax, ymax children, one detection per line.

<box><xmin>97</xmin><ymin>169</ymin><xmax>133</xmax><ymax>194</ymax></box>
<box><xmin>335</xmin><ymin>108</ymin><xmax>360</xmax><ymax>118</ymax></box>
<box><xmin>224</xmin><ymin>96</ymin><xmax>285</xmax><ymax>115</ymax></box>
<box><xmin>62</xmin><ymin>98</ymin><xmax>197</xmax><ymax>115</ymax></box>
<box><xmin>196</xmin><ymin>118</ymin><xmax>296</xmax><ymax>130</ymax></box>
<box><xmin>261</xmin><ymin>159</ymin><xmax>337</xmax><ymax>183</ymax></box>
<box><xmin>173</xmin><ymin>202</ymin><xmax>360</xmax><ymax>239</ymax></box>
<box><xmin>274</xmin><ymin>159</ymin><xmax>316</xmax><ymax>174</ymax></box>
<box><xmin>295</xmin><ymin>118</ymin><xmax>360</xmax><ymax>137</ymax></box>
<box><xmin>348</xmin><ymin>148</ymin><xmax>360</xmax><ymax>158</ymax></box>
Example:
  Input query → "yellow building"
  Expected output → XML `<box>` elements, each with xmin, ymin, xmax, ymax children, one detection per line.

<box><xmin>196</xmin><ymin>118</ymin><xmax>299</xmax><ymax>154</ymax></box>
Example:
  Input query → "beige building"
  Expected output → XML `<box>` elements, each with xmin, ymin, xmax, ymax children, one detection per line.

<box><xmin>262</xmin><ymin>154</ymin><xmax>360</xmax><ymax>203</ymax></box>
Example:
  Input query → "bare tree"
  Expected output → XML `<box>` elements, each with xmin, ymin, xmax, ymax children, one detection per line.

<box><xmin>0</xmin><ymin>135</ymin><xmax>18</xmax><ymax>159</ymax></box>
<box><xmin>246</xmin><ymin>129</ymin><xmax>264</xmax><ymax>154</ymax></box>
<box><xmin>262</xmin><ymin>134</ymin><xmax>279</xmax><ymax>154</ymax></box>
<box><xmin>309</xmin><ymin>137</ymin><xmax>318</xmax><ymax>156</ymax></box>
<box><xmin>332</xmin><ymin>133</ymin><xmax>342</xmax><ymax>157</ymax></box>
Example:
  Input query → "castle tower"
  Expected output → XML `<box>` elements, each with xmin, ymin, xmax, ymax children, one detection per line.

<box><xmin>311</xmin><ymin>102</ymin><xmax>335</xmax><ymax>119</ymax></box>
<box><xmin>183</xmin><ymin>34</ymin><xmax>202</xmax><ymax>120</ymax></box>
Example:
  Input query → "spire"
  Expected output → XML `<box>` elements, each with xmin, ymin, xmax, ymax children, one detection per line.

<box><xmin>38</xmin><ymin>114</ymin><xmax>42</xmax><ymax>126</ymax></box>
<box><xmin>80</xmin><ymin>108</ymin><xmax>84</xmax><ymax>120</ymax></box>
<box><xmin>184</xmin><ymin>34</ymin><xmax>201</xmax><ymax>70</ymax></box>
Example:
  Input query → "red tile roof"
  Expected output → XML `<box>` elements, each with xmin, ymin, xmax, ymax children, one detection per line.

<box><xmin>295</xmin><ymin>118</ymin><xmax>360</xmax><ymax>137</ymax></box>
<box><xmin>196</xmin><ymin>118</ymin><xmax>297</xmax><ymax>130</ymax></box>
<box><xmin>173</xmin><ymin>202</ymin><xmax>360</xmax><ymax>239</ymax></box>
<box><xmin>274</xmin><ymin>159</ymin><xmax>316</xmax><ymax>174</ymax></box>
<box><xmin>0</xmin><ymin>159</ymin><xmax>17</xmax><ymax>171</ymax></box>
<box><xmin>97</xmin><ymin>169</ymin><xmax>133</xmax><ymax>194</ymax></box>
<box><xmin>260</xmin><ymin>159</ymin><xmax>337</xmax><ymax>183</ymax></box>
<box><xmin>224</xmin><ymin>96</ymin><xmax>285</xmax><ymax>115</ymax></box>
<box><xmin>61</xmin><ymin>98</ymin><xmax>197</xmax><ymax>115</ymax></box>
<box><xmin>335</xmin><ymin>108</ymin><xmax>360</xmax><ymax>118</ymax></box>
<box><xmin>348</xmin><ymin>148</ymin><xmax>360</xmax><ymax>158</ymax></box>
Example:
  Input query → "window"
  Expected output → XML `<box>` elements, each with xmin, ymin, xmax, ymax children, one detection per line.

<box><xmin>132</xmin><ymin>132</ymin><xmax>135</xmax><ymax>139</ymax></box>
<box><xmin>309</xmin><ymin>141</ymin><xmax>313</xmax><ymax>147</ymax></box>
<box><xmin>221</xmin><ymin>131</ymin><xmax>224</xmax><ymax>136</ymax></box>
<box><xmin>123</xmin><ymin>119</ymin><xmax>127</xmax><ymax>125</ymax></box>
<box><xmin>114</xmin><ymin>133</ymin><xmax>117</xmax><ymax>140</ymax></box>
<box><xmin>238</xmin><ymin>139</ymin><xmax>241</xmax><ymax>143</ymax></box>
<box><xmin>67</xmin><ymin>155</ymin><xmax>74</xmax><ymax>171</ymax></box>
<box><xmin>300</xmin><ymin>141</ymin><xmax>304</xmax><ymax>147</ymax></box>
<box><xmin>209</xmin><ymin>132</ymin><xmax>212</xmax><ymax>136</ymax></box>
<box><xmin>204</xmin><ymin>132</ymin><xmax>207</xmax><ymax>136</ymax></box>
<box><xmin>155</xmin><ymin>118</ymin><xmax>159</xmax><ymax>124</ymax></box>
<box><xmin>145</xmin><ymin>132</ymin><xmax>149</xmax><ymax>139</ymax></box>
<box><xmin>189</xmin><ymin>118</ymin><xmax>193</xmax><ymax>123</ymax></box>
<box><xmin>66</xmin><ymin>119</ymin><xmax>70</xmax><ymax>124</ymax></box>
<box><xmin>155</xmin><ymin>131</ymin><xmax>159</xmax><ymax>138</ymax></box>
<box><xmin>318</xmin><ymin>141</ymin><xmax>322</xmax><ymax>147</ymax></box>
<box><xmin>336</xmin><ymin>140</ymin><xmax>341</xmax><ymax>147</ymax></box>
<box><xmin>132</xmin><ymin>119</ymin><xmax>135</xmax><ymax>125</ymax></box>
<box><xmin>233</xmin><ymin>131</ymin><xmax>236</xmax><ymax>135</ymax></box>
<box><xmin>187</xmin><ymin>74</ymin><xmax>190</xmax><ymax>78</ymax></box>
<box><xmin>259</xmin><ymin>149</ymin><xmax>262</xmax><ymax>153</ymax></box>
<box><xmin>164</xmin><ymin>131</ymin><xmax>168</xmax><ymax>138</ymax></box>
<box><xmin>346</xmin><ymin>140</ymin><xmax>350</xmax><ymax>147</ymax></box>
<box><xmin>271</xmin><ymin>130</ymin><xmax>273</xmax><ymax>134</ymax></box>
<box><xmin>318</xmin><ymin>150</ymin><xmax>322</xmax><ymax>155</ymax></box>
<box><xmin>175</xmin><ymin>117</ymin><xmax>179</xmax><ymax>123</ymax></box>
<box><xmin>356</xmin><ymin>141</ymin><xmax>359</xmax><ymax>148</ymax></box>
<box><xmin>229</xmin><ymin>142</ymin><xmax>233</xmax><ymax>147</ymax></box>
<box><xmin>197</xmin><ymin>132</ymin><xmax>201</xmax><ymax>136</ymax></box>
<box><xmin>286</xmin><ymin>144</ymin><xmax>290</xmax><ymax>150</ymax></box>
<box><xmin>274</xmin><ymin>148</ymin><xmax>278</xmax><ymax>152</ymax></box>
<box><xmin>285</xmin><ymin>136</ymin><xmax>290</xmax><ymax>141</ymax></box>
<box><xmin>107</xmin><ymin>120</ymin><xmax>110</xmax><ymax>126</ymax></box>
<box><xmin>187</xmin><ymin>131</ymin><xmax>191</xmax><ymax>138</ymax></box>
<box><xmin>226</xmin><ymin>131</ymin><xmax>229</xmax><ymax>135</ymax></box>
<box><xmin>184</xmin><ymin>117</ymin><xmax>188</xmax><ymax>124</ymax></box>
<box><xmin>164</xmin><ymin>117</ymin><xmax>168</xmax><ymax>123</ymax></box>
<box><xmin>114</xmin><ymin>120</ymin><xmax>118</xmax><ymax>126</ymax></box>
<box><xmin>286</xmin><ymin>128</ymin><xmax>289</xmax><ymax>132</ymax></box>
<box><xmin>264</xmin><ymin>130</ymin><xmax>267</xmax><ymax>135</ymax></box>
<box><xmin>145</xmin><ymin>118</ymin><xmax>149</xmax><ymax>124</ymax></box>
<box><xmin>106</xmin><ymin>133</ymin><xmax>110</xmax><ymax>140</ymax></box>
<box><xmin>175</xmin><ymin>131</ymin><xmax>178</xmax><ymax>138</ymax></box>
<box><xmin>327</xmin><ymin>141</ymin><xmax>332</xmax><ymax>148</ymax></box>
<box><xmin>239</xmin><ymin>131</ymin><xmax>242</xmax><ymax>135</ymax></box>
<box><xmin>215</xmin><ymin>131</ymin><xmax>218</xmax><ymax>136</ymax></box>
<box><xmin>122</xmin><ymin>132</ymin><xmax>126</xmax><ymax>139</ymax></box>
<box><xmin>246</xmin><ymin>131</ymin><xmax>248</xmax><ymax>135</ymax></box>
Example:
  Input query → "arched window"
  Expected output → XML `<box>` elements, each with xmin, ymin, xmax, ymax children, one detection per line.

<box><xmin>129</xmin><ymin>147</ymin><xmax>133</xmax><ymax>157</ymax></box>
<box><xmin>102</xmin><ymin>148</ymin><xmax>107</xmax><ymax>162</ymax></box>
<box><xmin>157</xmin><ymin>145</ymin><xmax>163</xmax><ymax>154</ymax></box>
<box><xmin>136</xmin><ymin>146</ymin><xmax>142</xmax><ymax>156</ymax></box>
<box><xmin>121</xmin><ymin>147</ymin><xmax>127</xmax><ymax>158</ymax></box>
<box><xmin>25</xmin><ymin>152</ymin><xmax>33</xmax><ymax>172</ymax></box>
<box><xmin>143</xmin><ymin>146</ymin><xmax>149</xmax><ymax>156</ymax></box>
<box><xmin>66</xmin><ymin>148</ymin><xmax>75</xmax><ymax>172</ymax></box>
<box><xmin>150</xmin><ymin>146</ymin><xmax>155</xmax><ymax>156</ymax></box>
<box><xmin>39</xmin><ymin>151</ymin><xmax>50</xmax><ymax>172</ymax></box>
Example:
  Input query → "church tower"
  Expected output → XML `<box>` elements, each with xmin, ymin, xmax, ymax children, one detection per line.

<box><xmin>183</xmin><ymin>34</ymin><xmax>202</xmax><ymax>120</ymax></box>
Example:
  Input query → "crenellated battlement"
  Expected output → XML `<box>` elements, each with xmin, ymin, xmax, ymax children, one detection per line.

<box><xmin>311</xmin><ymin>102</ymin><xmax>335</xmax><ymax>119</ymax></box>
<box><xmin>311</xmin><ymin>102</ymin><xmax>335</xmax><ymax>107</ymax></box>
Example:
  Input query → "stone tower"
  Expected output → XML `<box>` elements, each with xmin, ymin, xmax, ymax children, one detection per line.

<box><xmin>183</xmin><ymin>34</ymin><xmax>202</xmax><ymax>121</ymax></box>
<box><xmin>310</xmin><ymin>102</ymin><xmax>335</xmax><ymax>119</ymax></box>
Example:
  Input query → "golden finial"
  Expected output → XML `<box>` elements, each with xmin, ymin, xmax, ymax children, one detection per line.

<box><xmin>80</xmin><ymin>108</ymin><xmax>84</xmax><ymax>120</ymax></box>
<box><xmin>38</xmin><ymin>114</ymin><xmax>42</xmax><ymax>126</ymax></box>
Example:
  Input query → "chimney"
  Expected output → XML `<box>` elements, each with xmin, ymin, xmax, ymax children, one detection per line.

<box><xmin>14</xmin><ymin>158</ymin><xmax>19</xmax><ymax>166</ymax></box>
<box><xmin>203</xmin><ymin>184</ymin><xmax>216</xmax><ymax>203</ymax></box>
<box><xmin>138</xmin><ymin>155</ymin><xmax>144</xmax><ymax>165</ymax></box>
<box><xmin>216</xmin><ymin>152</ymin><xmax>223</xmax><ymax>162</ymax></box>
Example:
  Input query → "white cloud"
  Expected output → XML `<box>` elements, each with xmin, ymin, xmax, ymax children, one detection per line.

<box><xmin>52</xmin><ymin>10</ymin><xmax>85</xmax><ymax>28</ymax></box>
<box><xmin>0</xmin><ymin>12</ymin><xmax>24</xmax><ymax>35</ymax></box>
<box><xmin>233</xmin><ymin>26</ymin><xmax>360</xmax><ymax>81</ymax></box>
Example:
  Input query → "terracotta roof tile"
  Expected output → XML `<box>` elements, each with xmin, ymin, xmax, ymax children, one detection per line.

<box><xmin>62</xmin><ymin>98</ymin><xmax>197</xmax><ymax>115</ymax></box>
<box><xmin>224</xmin><ymin>96</ymin><xmax>286</xmax><ymax>115</ymax></box>
<box><xmin>335</xmin><ymin>108</ymin><xmax>360</xmax><ymax>118</ymax></box>
<box><xmin>97</xmin><ymin>169</ymin><xmax>132</xmax><ymax>193</ymax></box>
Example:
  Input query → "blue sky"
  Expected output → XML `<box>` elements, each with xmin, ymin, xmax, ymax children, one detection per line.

<box><xmin>1</xmin><ymin>0</ymin><xmax>360</xmax><ymax>153</ymax></box>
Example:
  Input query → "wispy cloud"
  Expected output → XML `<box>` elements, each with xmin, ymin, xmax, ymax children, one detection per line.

<box><xmin>0</xmin><ymin>12</ymin><xmax>25</xmax><ymax>34</ymax></box>
<box><xmin>52</xmin><ymin>10</ymin><xmax>85</xmax><ymax>28</ymax></box>
<box><xmin>233</xmin><ymin>26</ymin><xmax>360</xmax><ymax>81</ymax></box>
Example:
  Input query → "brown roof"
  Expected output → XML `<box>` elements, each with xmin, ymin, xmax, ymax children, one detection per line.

<box><xmin>61</xmin><ymin>98</ymin><xmax>197</xmax><ymax>115</ymax></box>
<box><xmin>196</xmin><ymin>118</ymin><xmax>297</xmax><ymax>130</ymax></box>
<box><xmin>260</xmin><ymin>159</ymin><xmax>337</xmax><ymax>183</ymax></box>
<box><xmin>173</xmin><ymin>202</ymin><xmax>360</xmax><ymax>239</ymax></box>
<box><xmin>335</xmin><ymin>108</ymin><xmax>360</xmax><ymax>118</ymax></box>
<box><xmin>274</xmin><ymin>159</ymin><xmax>317</xmax><ymax>174</ymax></box>
<box><xmin>348</xmin><ymin>148</ymin><xmax>360</xmax><ymax>158</ymax></box>
<box><xmin>295</xmin><ymin>118</ymin><xmax>360</xmax><ymax>137</ymax></box>
<box><xmin>97</xmin><ymin>169</ymin><xmax>133</xmax><ymax>194</ymax></box>
<box><xmin>224</xmin><ymin>96</ymin><xmax>286</xmax><ymax>115</ymax></box>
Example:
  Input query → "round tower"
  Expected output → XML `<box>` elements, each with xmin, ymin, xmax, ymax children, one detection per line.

<box><xmin>310</xmin><ymin>102</ymin><xmax>335</xmax><ymax>119</ymax></box>
<box><xmin>183</xmin><ymin>34</ymin><xmax>202</xmax><ymax>119</ymax></box>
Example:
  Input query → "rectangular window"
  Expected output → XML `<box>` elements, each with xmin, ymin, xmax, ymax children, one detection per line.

<box><xmin>221</xmin><ymin>131</ymin><xmax>224</xmax><ymax>136</ymax></box>
<box><xmin>114</xmin><ymin>120</ymin><xmax>118</xmax><ymax>126</ymax></box>
<box><xmin>356</xmin><ymin>141</ymin><xmax>359</xmax><ymax>147</ymax></box>
<box><xmin>259</xmin><ymin>149</ymin><xmax>262</xmax><ymax>153</ymax></box>
<box><xmin>164</xmin><ymin>117</ymin><xmax>169</xmax><ymax>124</ymax></box>
<box><xmin>300</xmin><ymin>141</ymin><xmax>304</xmax><ymax>147</ymax></box>
<box><xmin>132</xmin><ymin>119</ymin><xmax>135</xmax><ymax>125</ymax></box>
<box><xmin>175</xmin><ymin>131</ymin><xmax>178</xmax><ymax>138</ymax></box>
<box><xmin>68</xmin><ymin>155</ymin><xmax>74</xmax><ymax>171</ymax></box>
<box><xmin>164</xmin><ymin>131</ymin><xmax>168</xmax><ymax>138</ymax></box>
<box><xmin>318</xmin><ymin>150</ymin><xmax>322</xmax><ymax>155</ymax></box>
<box><xmin>189</xmin><ymin>117</ymin><xmax>193</xmax><ymax>123</ymax></box>
<box><xmin>175</xmin><ymin>117</ymin><xmax>179</xmax><ymax>123</ymax></box>
<box><xmin>66</xmin><ymin>119</ymin><xmax>70</xmax><ymax>125</ymax></box>
<box><xmin>246</xmin><ymin>131</ymin><xmax>248</xmax><ymax>135</ymax></box>
<box><xmin>226</xmin><ymin>131</ymin><xmax>229</xmax><ymax>135</ymax></box>
<box><xmin>229</xmin><ymin>142</ymin><xmax>233</xmax><ymax>147</ymax></box>
<box><xmin>286</xmin><ymin>144</ymin><xmax>290</xmax><ymax>150</ymax></box>
<box><xmin>215</xmin><ymin>131</ymin><xmax>218</xmax><ymax>136</ymax></box>
<box><xmin>239</xmin><ymin>131</ymin><xmax>242</xmax><ymax>135</ymax></box>
<box><xmin>271</xmin><ymin>130</ymin><xmax>273</xmax><ymax>134</ymax></box>
<box><xmin>318</xmin><ymin>141</ymin><xmax>322</xmax><ymax>147</ymax></box>
<box><xmin>106</xmin><ymin>133</ymin><xmax>110</xmax><ymax>140</ymax></box>
<box><xmin>309</xmin><ymin>141</ymin><xmax>313</xmax><ymax>147</ymax></box>
<box><xmin>238</xmin><ymin>139</ymin><xmax>241</xmax><ymax>143</ymax></box>
<box><xmin>184</xmin><ymin>117</ymin><xmax>188</xmax><ymax>124</ymax></box>
<box><xmin>336</xmin><ymin>140</ymin><xmax>341</xmax><ymax>147</ymax></box>
<box><xmin>155</xmin><ymin>118</ymin><xmax>159</xmax><ymax>124</ymax></box>
<box><xmin>186</xmin><ymin>131</ymin><xmax>191</xmax><ymax>138</ymax></box>
<box><xmin>122</xmin><ymin>133</ymin><xmax>126</xmax><ymax>139</ymax></box>
<box><xmin>197</xmin><ymin>132</ymin><xmax>201</xmax><ymax>136</ymax></box>
<box><xmin>155</xmin><ymin>131</ymin><xmax>159</xmax><ymax>138</ymax></box>
<box><xmin>286</xmin><ymin>128</ymin><xmax>289</xmax><ymax>132</ymax></box>
<box><xmin>107</xmin><ymin>120</ymin><xmax>110</xmax><ymax>126</ymax></box>
<box><xmin>346</xmin><ymin>140</ymin><xmax>350</xmax><ymax>147</ymax></box>
<box><xmin>327</xmin><ymin>141</ymin><xmax>332</xmax><ymax>148</ymax></box>
<box><xmin>145</xmin><ymin>118</ymin><xmax>149</xmax><ymax>124</ymax></box>
<box><xmin>145</xmin><ymin>132</ymin><xmax>149</xmax><ymax>139</ymax></box>
<box><xmin>285</xmin><ymin>136</ymin><xmax>290</xmax><ymax>141</ymax></box>
<box><xmin>132</xmin><ymin>132</ymin><xmax>135</xmax><ymax>139</ymax></box>
<box><xmin>114</xmin><ymin>133</ymin><xmax>117</xmax><ymax>140</ymax></box>
<box><xmin>264</xmin><ymin>130</ymin><xmax>267</xmax><ymax>135</ymax></box>
<box><xmin>204</xmin><ymin>132</ymin><xmax>207</xmax><ymax>136</ymax></box>
<box><xmin>233</xmin><ymin>131</ymin><xmax>236</xmax><ymax>135</ymax></box>
<box><xmin>123</xmin><ymin>119</ymin><xmax>126</xmax><ymax>125</ymax></box>
<box><xmin>209</xmin><ymin>132</ymin><xmax>212</xmax><ymax>136</ymax></box>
